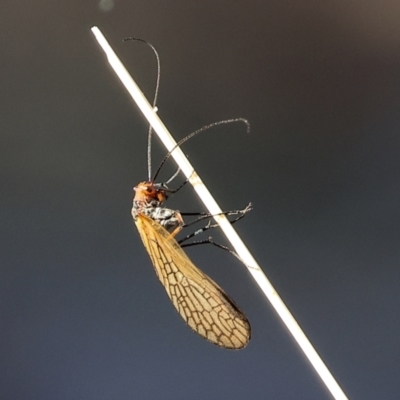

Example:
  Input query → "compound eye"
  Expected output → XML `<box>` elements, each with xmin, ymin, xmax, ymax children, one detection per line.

<box><xmin>146</xmin><ymin>187</ymin><xmax>153</xmax><ymax>193</ymax></box>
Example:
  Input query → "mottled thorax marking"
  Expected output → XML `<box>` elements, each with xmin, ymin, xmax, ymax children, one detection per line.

<box><xmin>132</xmin><ymin>181</ymin><xmax>183</xmax><ymax>232</ymax></box>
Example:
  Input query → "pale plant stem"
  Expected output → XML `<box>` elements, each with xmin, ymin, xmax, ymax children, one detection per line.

<box><xmin>91</xmin><ymin>26</ymin><xmax>349</xmax><ymax>400</ymax></box>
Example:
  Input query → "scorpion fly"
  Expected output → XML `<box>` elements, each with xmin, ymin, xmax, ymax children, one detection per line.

<box><xmin>127</xmin><ymin>38</ymin><xmax>251</xmax><ymax>349</ymax></box>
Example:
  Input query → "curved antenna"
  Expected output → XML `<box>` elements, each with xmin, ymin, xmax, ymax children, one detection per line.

<box><xmin>152</xmin><ymin>118</ymin><xmax>250</xmax><ymax>182</ymax></box>
<box><xmin>165</xmin><ymin>166</ymin><xmax>181</xmax><ymax>185</ymax></box>
<box><xmin>123</xmin><ymin>37</ymin><xmax>161</xmax><ymax>181</ymax></box>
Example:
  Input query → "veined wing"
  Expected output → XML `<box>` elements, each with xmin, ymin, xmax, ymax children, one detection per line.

<box><xmin>135</xmin><ymin>213</ymin><xmax>251</xmax><ymax>349</ymax></box>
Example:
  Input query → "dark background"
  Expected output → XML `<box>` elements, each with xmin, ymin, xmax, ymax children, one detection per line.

<box><xmin>1</xmin><ymin>1</ymin><xmax>400</xmax><ymax>399</ymax></box>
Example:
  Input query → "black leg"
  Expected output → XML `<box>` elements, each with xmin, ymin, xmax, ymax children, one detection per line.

<box><xmin>177</xmin><ymin>204</ymin><xmax>252</xmax><ymax>245</ymax></box>
<box><xmin>182</xmin><ymin>202</ymin><xmax>252</xmax><ymax>229</ymax></box>
<box><xmin>181</xmin><ymin>237</ymin><xmax>242</xmax><ymax>263</ymax></box>
<box><xmin>180</xmin><ymin>211</ymin><xmax>210</xmax><ymax>216</ymax></box>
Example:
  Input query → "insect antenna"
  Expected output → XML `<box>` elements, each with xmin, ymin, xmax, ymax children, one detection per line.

<box><xmin>152</xmin><ymin>117</ymin><xmax>250</xmax><ymax>182</ymax></box>
<box><xmin>164</xmin><ymin>166</ymin><xmax>181</xmax><ymax>185</ymax></box>
<box><xmin>124</xmin><ymin>38</ymin><xmax>250</xmax><ymax>188</ymax></box>
<box><xmin>123</xmin><ymin>37</ymin><xmax>161</xmax><ymax>181</ymax></box>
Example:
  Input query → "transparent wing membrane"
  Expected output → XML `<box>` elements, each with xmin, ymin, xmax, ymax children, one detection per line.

<box><xmin>135</xmin><ymin>214</ymin><xmax>251</xmax><ymax>349</ymax></box>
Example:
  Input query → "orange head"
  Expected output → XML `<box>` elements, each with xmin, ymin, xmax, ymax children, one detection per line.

<box><xmin>133</xmin><ymin>181</ymin><xmax>168</xmax><ymax>205</ymax></box>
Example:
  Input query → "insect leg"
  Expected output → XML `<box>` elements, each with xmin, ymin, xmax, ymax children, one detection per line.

<box><xmin>180</xmin><ymin>208</ymin><xmax>246</xmax><ymax>217</ymax></box>
<box><xmin>178</xmin><ymin>205</ymin><xmax>251</xmax><ymax>245</ymax></box>
<box><xmin>181</xmin><ymin>237</ymin><xmax>242</xmax><ymax>263</ymax></box>
<box><xmin>181</xmin><ymin>203</ymin><xmax>252</xmax><ymax>229</ymax></box>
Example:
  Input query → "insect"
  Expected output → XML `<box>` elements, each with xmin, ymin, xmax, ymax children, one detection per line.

<box><xmin>127</xmin><ymin>38</ymin><xmax>251</xmax><ymax>349</ymax></box>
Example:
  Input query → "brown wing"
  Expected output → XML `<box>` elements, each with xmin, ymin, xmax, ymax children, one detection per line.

<box><xmin>135</xmin><ymin>213</ymin><xmax>251</xmax><ymax>349</ymax></box>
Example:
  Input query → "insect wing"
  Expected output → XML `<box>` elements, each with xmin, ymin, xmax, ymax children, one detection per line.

<box><xmin>135</xmin><ymin>214</ymin><xmax>251</xmax><ymax>349</ymax></box>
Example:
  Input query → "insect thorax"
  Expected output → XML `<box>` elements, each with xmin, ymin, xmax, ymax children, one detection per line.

<box><xmin>132</xmin><ymin>200</ymin><xmax>182</xmax><ymax>231</ymax></box>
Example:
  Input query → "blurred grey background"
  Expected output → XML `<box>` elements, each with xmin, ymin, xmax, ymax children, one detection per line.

<box><xmin>1</xmin><ymin>1</ymin><xmax>400</xmax><ymax>399</ymax></box>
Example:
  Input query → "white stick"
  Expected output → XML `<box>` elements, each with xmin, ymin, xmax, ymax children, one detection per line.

<box><xmin>91</xmin><ymin>26</ymin><xmax>349</xmax><ymax>400</ymax></box>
